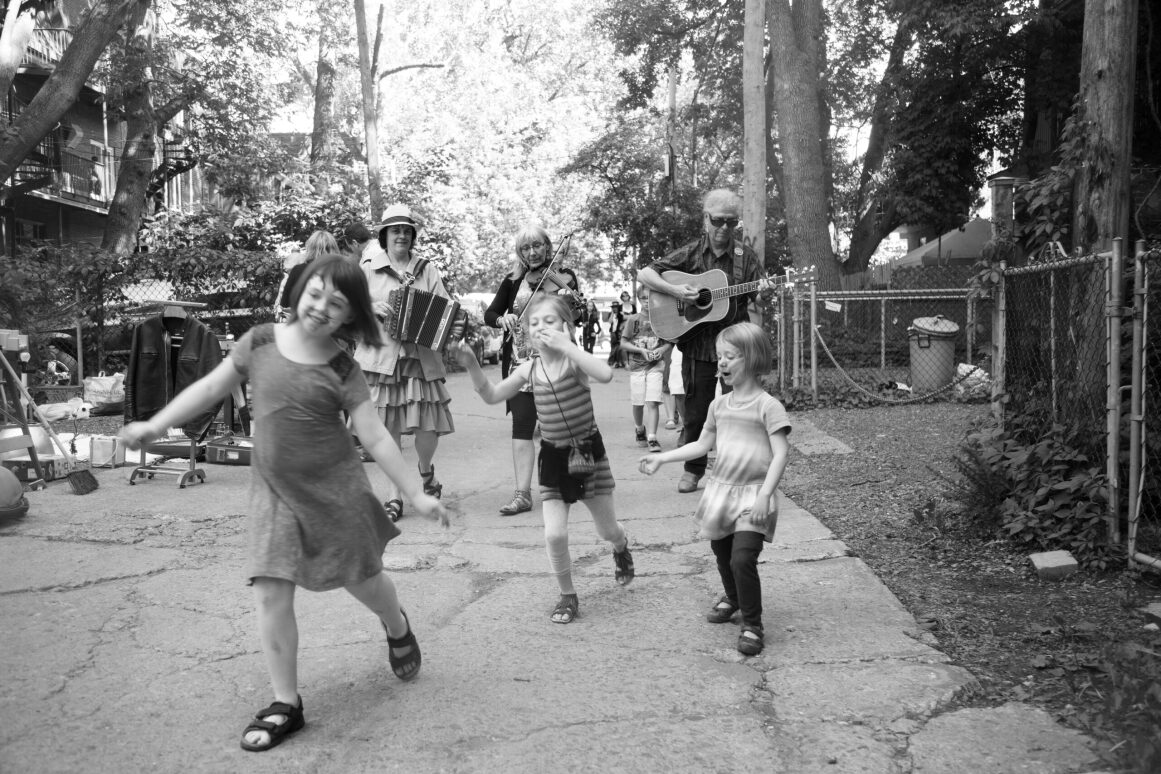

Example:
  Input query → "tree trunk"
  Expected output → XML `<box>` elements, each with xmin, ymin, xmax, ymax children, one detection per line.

<box><xmin>100</xmin><ymin>0</ymin><xmax>198</xmax><ymax>255</ymax></box>
<box><xmin>0</xmin><ymin>0</ymin><xmax>143</xmax><ymax>189</ymax></box>
<box><xmin>843</xmin><ymin>23</ymin><xmax>912</xmax><ymax>279</ymax></box>
<box><xmin>1072</xmin><ymin>0</ymin><xmax>1138</xmax><ymax>251</ymax></box>
<box><xmin>767</xmin><ymin>0</ymin><xmax>836</xmax><ymax>288</ymax></box>
<box><xmin>742</xmin><ymin>0</ymin><xmax>766</xmax><ymax>267</ymax></box>
<box><xmin>310</xmin><ymin>39</ymin><xmax>337</xmax><ymax>194</ymax></box>
<box><xmin>353</xmin><ymin>0</ymin><xmax>384</xmax><ymax>219</ymax></box>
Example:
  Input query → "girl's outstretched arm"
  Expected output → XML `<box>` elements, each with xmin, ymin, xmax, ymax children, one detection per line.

<box><xmin>119</xmin><ymin>358</ymin><xmax>244</xmax><ymax>449</ymax></box>
<box><xmin>538</xmin><ymin>328</ymin><xmax>613</xmax><ymax>383</ymax></box>
<box><xmin>638</xmin><ymin>427</ymin><xmax>716</xmax><ymax>475</ymax></box>
<box><xmin>349</xmin><ymin>400</ymin><xmax>448</xmax><ymax>526</ymax></box>
<box><xmin>452</xmin><ymin>341</ymin><xmax>528</xmax><ymax>404</ymax></box>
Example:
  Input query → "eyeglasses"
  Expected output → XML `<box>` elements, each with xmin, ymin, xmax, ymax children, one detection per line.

<box><xmin>519</xmin><ymin>241</ymin><xmax>545</xmax><ymax>252</ymax></box>
<box><xmin>707</xmin><ymin>215</ymin><xmax>739</xmax><ymax>229</ymax></box>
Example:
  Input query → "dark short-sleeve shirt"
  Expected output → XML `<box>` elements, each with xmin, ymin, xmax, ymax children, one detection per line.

<box><xmin>650</xmin><ymin>235</ymin><xmax>763</xmax><ymax>362</ymax></box>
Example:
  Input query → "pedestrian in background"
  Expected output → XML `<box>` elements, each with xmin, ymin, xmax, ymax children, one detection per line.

<box><xmin>275</xmin><ymin>230</ymin><xmax>340</xmax><ymax>322</ymax></box>
<box><xmin>582</xmin><ymin>299</ymin><xmax>602</xmax><ymax>353</ymax></box>
<box><xmin>639</xmin><ymin>321</ymin><xmax>789</xmax><ymax>656</ymax></box>
<box><xmin>606</xmin><ymin>301</ymin><xmax>624</xmax><ymax>367</ymax></box>
<box><xmin>120</xmin><ymin>254</ymin><xmax>448</xmax><ymax>752</ymax></box>
<box><xmin>663</xmin><ymin>345</ymin><xmax>686</xmax><ymax>433</ymax></box>
<box><xmin>456</xmin><ymin>292</ymin><xmax>634</xmax><ymax>624</ymax></box>
<box><xmin>618</xmin><ymin>285</ymin><xmax>671</xmax><ymax>452</ymax></box>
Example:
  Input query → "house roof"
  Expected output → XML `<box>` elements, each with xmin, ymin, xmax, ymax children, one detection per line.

<box><xmin>894</xmin><ymin>217</ymin><xmax>993</xmax><ymax>267</ymax></box>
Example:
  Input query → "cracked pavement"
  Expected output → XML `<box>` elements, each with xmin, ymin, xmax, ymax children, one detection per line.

<box><xmin>0</xmin><ymin>369</ymin><xmax>1103</xmax><ymax>773</ymax></box>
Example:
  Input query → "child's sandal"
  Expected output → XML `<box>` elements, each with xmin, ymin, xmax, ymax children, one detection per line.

<box><xmin>738</xmin><ymin>625</ymin><xmax>765</xmax><ymax>656</ymax></box>
<box><xmin>382</xmin><ymin>609</ymin><xmax>422</xmax><ymax>681</ymax></box>
<box><xmin>239</xmin><ymin>697</ymin><xmax>305</xmax><ymax>752</ymax></box>
<box><xmin>550</xmin><ymin>593</ymin><xmax>579</xmax><ymax>624</ymax></box>
<box><xmin>384</xmin><ymin>499</ymin><xmax>403</xmax><ymax>523</ymax></box>
<box><xmin>420</xmin><ymin>465</ymin><xmax>443</xmax><ymax>499</ymax></box>
<box><xmin>706</xmin><ymin>596</ymin><xmax>739</xmax><ymax>624</ymax></box>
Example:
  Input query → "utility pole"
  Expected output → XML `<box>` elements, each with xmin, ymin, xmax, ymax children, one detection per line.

<box><xmin>742</xmin><ymin>0</ymin><xmax>766</xmax><ymax>264</ymax></box>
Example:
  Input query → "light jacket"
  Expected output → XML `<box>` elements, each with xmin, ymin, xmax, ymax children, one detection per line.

<box><xmin>354</xmin><ymin>250</ymin><xmax>451</xmax><ymax>380</ymax></box>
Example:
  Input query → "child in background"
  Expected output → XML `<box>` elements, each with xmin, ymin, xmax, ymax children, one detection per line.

<box><xmin>663</xmin><ymin>346</ymin><xmax>685</xmax><ymax>433</ymax></box>
<box><xmin>619</xmin><ymin>285</ymin><xmax>671</xmax><ymax>452</ymax></box>
<box><xmin>120</xmin><ymin>254</ymin><xmax>448</xmax><ymax>752</ymax></box>
<box><xmin>639</xmin><ymin>322</ymin><xmax>789</xmax><ymax>656</ymax></box>
<box><xmin>454</xmin><ymin>292</ymin><xmax>634</xmax><ymax>624</ymax></box>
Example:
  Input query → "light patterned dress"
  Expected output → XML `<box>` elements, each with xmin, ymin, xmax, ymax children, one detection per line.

<box><xmin>694</xmin><ymin>392</ymin><xmax>791</xmax><ymax>542</ymax></box>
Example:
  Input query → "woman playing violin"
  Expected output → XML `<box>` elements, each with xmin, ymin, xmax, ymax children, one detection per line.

<box><xmin>484</xmin><ymin>224</ymin><xmax>583</xmax><ymax>516</ymax></box>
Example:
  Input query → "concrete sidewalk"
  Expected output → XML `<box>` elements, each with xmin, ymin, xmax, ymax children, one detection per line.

<box><xmin>0</xmin><ymin>367</ymin><xmax>1101</xmax><ymax>773</ymax></box>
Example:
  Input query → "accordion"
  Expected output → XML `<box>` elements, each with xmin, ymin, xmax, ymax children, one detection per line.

<box><xmin>386</xmin><ymin>287</ymin><xmax>466</xmax><ymax>351</ymax></box>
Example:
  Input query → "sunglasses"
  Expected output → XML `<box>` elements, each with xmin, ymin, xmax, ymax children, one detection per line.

<box><xmin>707</xmin><ymin>215</ymin><xmax>739</xmax><ymax>229</ymax></box>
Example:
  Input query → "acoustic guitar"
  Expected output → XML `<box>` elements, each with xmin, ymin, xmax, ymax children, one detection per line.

<box><xmin>647</xmin><ymin>267</ymin><xmax>815</xmax><ymax>341</ymax></box>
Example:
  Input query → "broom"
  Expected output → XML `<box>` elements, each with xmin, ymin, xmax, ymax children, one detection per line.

<box><xmin>0</xmin><ymin>354</ymin><xmax>99</xmax><ymax>494</ymax></box>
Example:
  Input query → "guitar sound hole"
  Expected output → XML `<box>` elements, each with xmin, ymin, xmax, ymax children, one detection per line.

<box><xmin>695</xmin><ymin>288</ymin><xmax>713</xmax><ymax>308</ymax></box>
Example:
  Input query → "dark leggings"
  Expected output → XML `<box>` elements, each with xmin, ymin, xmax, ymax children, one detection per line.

<box><xmin>710</xmin><ymin>531</ymin><xmax>766</xmax><ymax>629</ymax></box>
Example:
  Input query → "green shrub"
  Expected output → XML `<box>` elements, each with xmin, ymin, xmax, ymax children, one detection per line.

<box><xmin>942</xmin><ymin>418</ymin><xmax>1113</xmax><ymax>567</ymax></box>
<box><xmin>1098</xmin><ymin>641</ymin><xmax>1161</xmax><ymax>772</ymax></box>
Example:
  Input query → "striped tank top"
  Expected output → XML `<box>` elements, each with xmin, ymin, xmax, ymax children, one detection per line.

<box><xmin>531</xmin><ymin>357</ymin><xmax>595</xmax><ymax>447</ymax></box>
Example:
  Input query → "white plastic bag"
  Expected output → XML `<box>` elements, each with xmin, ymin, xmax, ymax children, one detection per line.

<box><xmin>83</xmin><ymin>371</ymin><xmax>125</xmax><ymax>415</ymax></box>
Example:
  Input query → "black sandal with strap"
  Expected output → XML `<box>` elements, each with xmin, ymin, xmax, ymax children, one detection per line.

<box><xmin>420</xmin><ymin>465</ymin><xmax>443</xmax><ymax>499</ymax></box>
<box><xmin>384</xmin><ymin>499</ymin><xmax>403</xmax><ymax>523</ymax></box>
<box><xmin>382</xmin><ymin>609</ymin><xmax>422</xmax><ymax>681</ymax></box>
<box><xmin>239</xmin><ymin>697</ymin><xmax>305</xmax><ymax>752</ymax></box>
<box><xmin>551</xmin><ymin>593</ymin><xmax>579</xmax><ymax>624</ymax></box>
<box><xmin>707</xmin><ymin>595</ymin><xmax>739</xmax><ymax>624</ymax></box>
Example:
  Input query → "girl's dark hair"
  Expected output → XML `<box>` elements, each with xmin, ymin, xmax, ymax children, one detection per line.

<box><xmin>286</xmin><ymin>253</ymin><xmax>383</xmax><ymax>347</ymax></box>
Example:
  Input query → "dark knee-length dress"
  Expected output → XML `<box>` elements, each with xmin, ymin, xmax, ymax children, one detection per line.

<box><xmin>231</xmin><ymin>324</ymin><xmax>400</xmax><ymax>591</ymax></box>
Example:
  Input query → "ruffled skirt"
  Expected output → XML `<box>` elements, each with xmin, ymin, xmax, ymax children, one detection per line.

<box><xmin>364</xmin><ymin>350</ymin><xmax>455</xmax><ymax>436</ymax></box>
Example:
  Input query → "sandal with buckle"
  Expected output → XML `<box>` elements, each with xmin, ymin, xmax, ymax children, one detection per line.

<box><xmin>382</xmin><ymin>609</ymin><xmax>422</xmax><ymax>681</ymax></box>
<box><xmin>419</xmin><ymin>465</ymin><xmax>443</xmax><ymax>499</ymax></box>
<box><xmin>384</xmin><ymin>499</ymin><xmax>403</xmax><ymax>523</ymax></box>
<box><xmin>498</xmin><ymin>489</ymin><xmax>532</xmax><ymax>516</ymax></box>
<box><xmin>240</xmin><ymin>697</ymin><xmax>305</xmax><ymax>752</ymax></box>
<box><xmin>738</xmin><ymin>624</ymin><xmax>765</xmax><ymax>656</ymax></box>
<box><xmin>707</xmin><ymin>595</ymin><xmax>739</xmax><ymax>624</ymax></box>
<box><xmin>551</xmin><ymin>593</ymin><xmax>579</xmax><ymax>624</ymax></box>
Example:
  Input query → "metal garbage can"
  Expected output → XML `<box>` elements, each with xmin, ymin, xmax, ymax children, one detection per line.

<box><xmin>908</xmin><ymin>315</ymin><xmax>959</xmax><ymax>392</ymax></box>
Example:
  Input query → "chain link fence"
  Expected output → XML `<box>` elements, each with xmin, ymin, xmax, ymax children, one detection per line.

<box><xmin>1128</xmin><ymin>248</ymin><xmax>1161</xmax><ymax>568</ymax></box>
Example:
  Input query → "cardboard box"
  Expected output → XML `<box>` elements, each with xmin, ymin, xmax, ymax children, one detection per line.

<box><xmin>207</xmin><ymin>435</ymin><xmax>253</xmax><ymax>465</ymax></box>
<box><xmin>90</xmin><ymin>435</ymin><xmax>126</xmax><ymax>468</ymax></box>
<box><xmin>2</xmin><ymin>454</ymin><xmax>64</xmax><ymax>482</ymax></box>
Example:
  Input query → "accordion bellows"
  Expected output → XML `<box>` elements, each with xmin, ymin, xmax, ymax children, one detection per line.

<box><xmin>387</xmin><ymin>287</ymin><xmax>466</xmax><ymax>351</ymax></box>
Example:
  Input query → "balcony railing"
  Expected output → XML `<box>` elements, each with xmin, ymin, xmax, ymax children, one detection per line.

<box><xmin>21</xmin><ymin>28</ymin><xmax>73</xmax><ymax>69</ymax></box>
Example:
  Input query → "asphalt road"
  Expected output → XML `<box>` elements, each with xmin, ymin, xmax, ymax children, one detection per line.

<box><xmin>0</xmin><ymin>365</ymin><xmax>1102</xmax><ymax>773</ymax></box>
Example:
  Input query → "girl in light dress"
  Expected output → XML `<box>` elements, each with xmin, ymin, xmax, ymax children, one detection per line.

<box><xmin>455</xmin><ymin>292</ymin><xmax>634</xmax><ymax>624</ymax></box>
<box><xmin>639</xmin><ymin>321</ymin><xmax>790</xmax><ymax>655</ymax></box>
<box><xmin>121</xmin><ymin>254</ymin><xmax>447</xmax><ymax>752</ymax></box>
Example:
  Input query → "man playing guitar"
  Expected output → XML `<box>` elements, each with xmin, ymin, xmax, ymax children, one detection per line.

<box><xmin>637</xmin><ymin>188</ymin><xmax>768</xmax><ymax>494</ymax></box>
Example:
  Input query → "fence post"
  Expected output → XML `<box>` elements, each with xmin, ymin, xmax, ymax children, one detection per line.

<box><xmin>992</xmin><ymin>260</ymin><xmax>1007</xmax><ymax>426</ymax></box>
<box><xmin>1106</xmin><ymin>239</ymin><xmax>1123</xmax><ymax>546</ymax></box>
<box><xmin>1050</xmin><ymin>271</ymin><xmax>1057</xmax><ymax>418</ymax></box>
<box><xmin>880</xmin><ymin>298</ymin><xmax>887</xmax><ymax>371</ymax></box>
<box><xmin>809</xmin><ymin>275</ymin><xmax>818</xmax><ymax>400</ymax></box>
<box><xmin>777</xmin><ymin>289</ymin><xmax>786</xmax><ymax>393</ymax></box>
<box><xmin>792</xmin><ymin>280</ymin><xmax>802</xmax><ymax>388</ymax></box>
<box><xmin>1127</xmin><ymin>239</ymin><xmax>1146</xmax><ymax>567</ymax></box>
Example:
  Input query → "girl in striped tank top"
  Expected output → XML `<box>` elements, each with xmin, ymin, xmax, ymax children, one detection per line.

<box><xmin>454</xmin><ymin>292</ymin><xmax>634</xmax><ymax>624</ymax></box>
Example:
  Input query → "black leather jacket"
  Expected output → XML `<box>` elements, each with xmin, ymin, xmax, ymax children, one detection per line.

<box><xmin>125</xmin><ymin>314</ymin><xmax>223</xmax><ymax>437</ymax></box>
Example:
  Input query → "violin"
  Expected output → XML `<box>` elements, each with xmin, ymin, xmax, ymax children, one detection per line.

<box><xmin>521</xmin><ymin>234</ymin><xmax>586</xmax><ymax>322</ymax></box>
